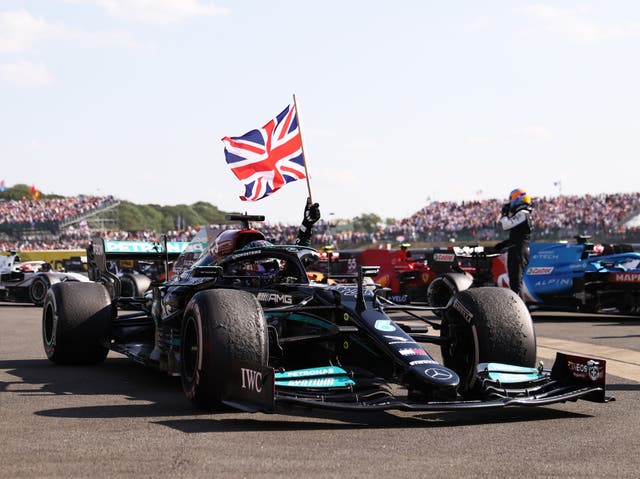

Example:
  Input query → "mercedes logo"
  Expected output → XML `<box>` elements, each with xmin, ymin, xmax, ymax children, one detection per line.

<box><xmin>424</xmin><ymin>367</ymin><xmax>453</xmax><ymax>380</ymax></box>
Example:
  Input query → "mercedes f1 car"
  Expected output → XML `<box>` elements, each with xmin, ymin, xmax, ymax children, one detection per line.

<box><xmin>41</xmin><ymin>216</ymin><xmax>611</xmax><ymax>414</ymax></box>
<box><xmin>0</xmin><ymin>252</ymin><xmax>90</xmax><ymax>306</ymax></box>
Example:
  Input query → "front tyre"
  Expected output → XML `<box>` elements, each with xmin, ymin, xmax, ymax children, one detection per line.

<box><xmin>42</xmin><ymin>282</ymin><xmax>112</xmax><ymax>365</ymax></box>
<box><xmin>440</xmin><ymin>287</ymin><xmax>536</xmax><ymax>395</ymax></box>
<box><xmin>180</xmin><ymin>289</ymin><xmax>268</xmax><ymax>409</ymax></box>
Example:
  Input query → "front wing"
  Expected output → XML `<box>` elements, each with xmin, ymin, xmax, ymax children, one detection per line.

<box><xmin>222</xmin><ymin>353</ymin><xmax>612</xmax><ymax>414</ymax></box>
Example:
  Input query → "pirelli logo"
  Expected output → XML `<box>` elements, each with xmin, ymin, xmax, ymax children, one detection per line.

<box><xmin>611</xmin><ymin>272</ymin><xmax>640</xmax><ymax>283</ymax></box>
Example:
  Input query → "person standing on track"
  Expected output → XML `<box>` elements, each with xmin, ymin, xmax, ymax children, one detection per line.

<box><xmin>496</xmin><ymin>188</ymin><xmax>534</xmax><ymax>298</ymax></box>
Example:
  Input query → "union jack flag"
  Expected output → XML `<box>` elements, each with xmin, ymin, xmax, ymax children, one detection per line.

<box><xmin>222</xmin><ymin>103</ymin><xmax>306</xmax><ymax>201</ymax></box>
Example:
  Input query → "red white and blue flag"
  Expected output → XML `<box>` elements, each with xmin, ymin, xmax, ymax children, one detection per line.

<box><xmin>222</xmin><ymin>103</ymin><xmax>306</xmax><ymax>201</ymax></box>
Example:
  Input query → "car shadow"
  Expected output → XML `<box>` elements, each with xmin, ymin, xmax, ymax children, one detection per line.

<box><xmin>1</xmin><ymin>357</ymin><xmax>593</xmax><ymax>432</ymax></box>
<box><xmin>607</xmin><ymin>383</ymin><xmax>640</xmax><ymax>391</ymax></box>
<box><xmin>153</xmin><ymin>407</ymin><xmax>590</xmax><ymax>434</ymax></box>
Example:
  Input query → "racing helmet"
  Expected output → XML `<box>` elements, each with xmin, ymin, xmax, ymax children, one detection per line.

<box><xmin>242</xmin><ymin>239</ymin><xmax>273</xmax><ymax>250</ymax></box>
<box><xmin>508</xmin><ymin>188</ymin><xmax>532</xmax><ymax>211</ymax></box>
<box><xmin>210</xmin><ymin>229</ymin><xmax>267</xmax><ymax>259</ymax></box>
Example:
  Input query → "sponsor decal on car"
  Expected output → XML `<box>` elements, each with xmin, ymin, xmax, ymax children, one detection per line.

<box><xmin>424</xmin><ymin>367</ymin><xmax>453</xmax><ymax>380</ymax></box>
<box><xmin>611</xmin><ymin>272</ymin><xmax>640</xmax><ymax>283</ymax></box>
<box><xmin>409</xmin><ymin>359</ymin><xmax>438</xmax><ymax>365</ymax></box>
<box><xmin>384</xmin><ymin>335</ymin><xmax>411</xmax><ymax>342</ymax></box>
<box><xmin>567</xmin><ymin>359</ymin><xmax>604</xmax><ymax>382</ymax></box>
<box><xmin>240</xmin><ymin>367</ymin><xmax>264</xmax><ymax>393</ymax></box>
<box><xmin>433</xmin><ymin>253</ymin><xmax>455</xmax><ymax>262</ymax></box>
<box><xmin>527</xmin><ymin>266</ymin><xmax>554</xmax><ymax>275</ymax></box>
<box><xmin>533</xmin><ymin>278</ymin><xmax>572</xmax><ymax>287</ymax></box>
<box><xmin>231</xmin><ymin>249</ymin><xmax>263</xmax><ymax>259</ymax></box>
<box><xmin>256</xmin><ymin>292</ymin><xmax>293</xmax><ymax>304</ymax></box>
<box><xmin>333</xmin><ymin>285</ymin><xmax>375</xmax><ymax>297</ymax></box>
<box><xmin>277</xmin><ymin>377</ymin><xmax>354</xmax><ymax>388</ymax></box>
<box><xmin>389</xmin><ymin>294</ymin><xmax>408</xmax><ymax>303</ymax></box>
<box><xmin>453</xmin><ymin>299</ymin><xmax>473</xmax><ymax>323</ymax></box>
<box><xmin>375</xmin><ymin>320</ymin><xmax>396</xmax><ymax>332</ymax></box>
<box><xmin>398</xmin><ymin>348</ymin><xmax>428</xmax><ymax>356</ymax></box>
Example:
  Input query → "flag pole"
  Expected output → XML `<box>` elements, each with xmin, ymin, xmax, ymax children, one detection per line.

<box><xmin>292</xmin><ymin>94</ymin><xmax>313</xmax><ymax>203</ymax></box>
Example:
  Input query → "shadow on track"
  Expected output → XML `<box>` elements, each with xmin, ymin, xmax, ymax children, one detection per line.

<box><xmin>0</xmin><ymin>357</ymin><xmax>198</xmax><ymax>418</ymax></box>
<box><xmin>152</xmin><ymin>406</ymin><xmax>589</xmax><ymax>433</ymax></box>
<box><xmin>0</xmin><ymin>357</ymin><xmax>594</xmax><ymax>431</ymax></box>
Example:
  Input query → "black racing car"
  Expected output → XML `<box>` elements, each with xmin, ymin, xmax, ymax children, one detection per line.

<box><xmin>41</xmin><ymin>215</ymin><xmax>611</xmax><ymax>414</ymax></box>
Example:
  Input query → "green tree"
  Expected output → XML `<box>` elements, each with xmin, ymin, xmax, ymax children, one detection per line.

<box><xmin>352</xmin><ymin>213</ymin><xmax>382</xmax><ymax>233</ymax></box>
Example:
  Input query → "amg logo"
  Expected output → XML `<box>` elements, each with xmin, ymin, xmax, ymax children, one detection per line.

<box><xmin>240</xmin><ymin>368</ymin><xmax>263</xmax><ymax>393</ymax></box>
<box><xmin>257</xmin><ymin>292</ymin><xmax>293</xmax><ymax>304</ymax></box>
<box><xmin>612</xmin><ymin>273</ymin><xmax>640</xmax><ymax>283</ymax></box>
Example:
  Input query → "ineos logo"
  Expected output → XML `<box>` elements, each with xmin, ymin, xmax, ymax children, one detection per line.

<box><xmin>424</xmin><ymin>368</ymin><xmax>453</xmax><ymax>380</ymax></box>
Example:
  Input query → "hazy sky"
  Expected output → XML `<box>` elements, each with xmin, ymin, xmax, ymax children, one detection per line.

<box><xmin>1</xmin><ymin>1</ymin><xmax>639</xmax><ymax>224</ymax></box>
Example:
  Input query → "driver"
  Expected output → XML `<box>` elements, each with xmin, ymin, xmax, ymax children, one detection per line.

<box><xmin>495</xmin><ymin>188</ymin><xmax>533</xmax><ymax>298</ymax></box>
<box><xmin>294</xmin><ymin>198</ymin><xmax>321</xmax><ymax>247</ymax></box>
<box><xmin>198</xmin><ymin>198</ymin><xmax>321</xmax><ymax>267</ymax></box>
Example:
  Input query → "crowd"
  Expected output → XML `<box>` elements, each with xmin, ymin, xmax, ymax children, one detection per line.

<box><xmin>1</xmin><ymin>192</ymin><xmax>639</xmax><ymax>252</ymax></box>
<box><xmin>0</xmin><ymin>195</ymin><xmax>117</xmax><ymax>225</ymax></box>
<box><xmin>395</xmin><ymin>192</ymin><xmax>640</xmax><ymax>244</ymax></box>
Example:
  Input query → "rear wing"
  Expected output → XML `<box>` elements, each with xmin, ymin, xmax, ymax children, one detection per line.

<box><xmin>87</xmin><ymin>237</ymin><xmax>189</xmax><ymax>297</ymax></box>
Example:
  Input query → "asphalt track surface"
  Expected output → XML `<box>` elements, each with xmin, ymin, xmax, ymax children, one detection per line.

<box><xmin>1</xmin><ymin>303</ymin><xmax>639</xmax><ymax>478</ymax></box>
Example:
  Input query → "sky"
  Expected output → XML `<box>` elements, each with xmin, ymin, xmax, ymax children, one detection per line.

<box><xmin>1</xmin><ymin>1</ymin><xmax>640</xmax><ymax>224</ymax></box>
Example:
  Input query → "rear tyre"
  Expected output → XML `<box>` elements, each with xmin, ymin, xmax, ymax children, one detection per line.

<box><xmin>120</xmin><ymin>272</ymin><xmax>151</xmax><ymax>297</ymax></box>
<box><xmin>440</xmin><ymin>287</ymin><xmax>536</xmax><ymax>395</ymax></box>
<box><xmin>180</xmin><ymin>289</ymin><xmax>268</xmax><ymax>409</ymax></box>
<box><xmin>42</xmin><ymin>282</ymin><xmax>112</xmax><ymax>365</ymax></box>
<box><xmin>29</xmin><ymin>276</ymin><xmax>50</xmax><ymax>306</ymax></box>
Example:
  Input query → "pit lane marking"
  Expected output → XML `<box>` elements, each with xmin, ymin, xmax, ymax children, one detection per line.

<box><xmin>537</xmin><ymin>336</ymin><xmax>640</xmax><ymax>383</ymax></box>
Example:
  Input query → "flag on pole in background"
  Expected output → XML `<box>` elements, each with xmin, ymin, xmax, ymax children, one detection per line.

<box><xmin>0</xmin><ymin>180</ymin><xmax>5</xmax><ymax>192</ymax></box>
<box><xmin>29</xmin><ymin>185</ymin><xmax>41</xmax><ymax>200</ymax></box>
<box><xmin>222</xmin><ymin>103</ymin><xmax>306</xmax><ymax>201</ymax></box>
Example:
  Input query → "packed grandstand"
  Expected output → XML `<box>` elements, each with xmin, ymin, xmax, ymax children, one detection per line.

<box><xmin>1</xmin><ymin>192</ymin><xmax>640</xmax><ymax>251</ymax></box>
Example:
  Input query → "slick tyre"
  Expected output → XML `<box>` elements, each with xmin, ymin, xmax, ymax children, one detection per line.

<box><xmin>427</xmin><ymin>273</ymin><xmax>473</xmax><ymax>316</ymax></box>
<box><xmin>440</xmin><ymin>287</ymin><xmax>536</xmax><ymax>395</ymax></box>
<box><xmin>120</xmin><ymin>272</ymin><xmax>151</xmax><ymax>297</ymax></box>
<box><xmin>42</xmin><ymin>282</ymin><xmax>112</xmax><ymax>365</ymax></box>
<box><xmin>29</xmin><ymin>276</ymin><xmax>51</xmax><ymax>306</ymax></box>
<box><xmin>180</xmin><ymin>289</ymin><xmax>268</xmax><ymax>410</ymax></box>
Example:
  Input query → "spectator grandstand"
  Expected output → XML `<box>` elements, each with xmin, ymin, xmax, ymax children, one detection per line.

<box><xmin>1</xmin><ymin>192</ymin><xmax>639</xmax><ymax>251</ymax></box>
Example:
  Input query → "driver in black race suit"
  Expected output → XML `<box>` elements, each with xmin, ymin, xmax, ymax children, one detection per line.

<box><xmin>294</xmin><ymin>198</ymin><xmax>321</xmax><ymax>247</ymax></box>
<box><xmin>496</xmin><ymin>189</ymin><xmax>533</xmax><ymax>298</ymax></box>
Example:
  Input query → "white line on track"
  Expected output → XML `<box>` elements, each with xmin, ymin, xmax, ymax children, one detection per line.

<box><xmin>537</xmin><ymin>336</ymin><xmax>640</xmax><ymax>383</ymax></box>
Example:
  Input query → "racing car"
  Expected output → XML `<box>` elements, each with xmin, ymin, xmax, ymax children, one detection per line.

<box><xmin>100</xmin><ymin>240</ymin><xmax>189</xmax><ymax>297</ymax></box>
<box><xmin>0</xmin><ymin>252</ymin><xmax>90</xmax><ymax>306</ymax></box>
<box><xmin>494</xmin><ymin>236</ymin><xmax>640</xmax><ymax>314</ymax></box>
<box><xmin>427</xmin><ymin>237</ymin><xmax>640</xmax><ymax>315</ymax></box>
<box><xmin>320</xmin><ymin>245</ymin><xmax>463</xmax><ymax>304</ymax></box>
<box><xmin>41</xmin><ymin>215</ymin><xmax>611</xmax><ymax>414</ymax></box>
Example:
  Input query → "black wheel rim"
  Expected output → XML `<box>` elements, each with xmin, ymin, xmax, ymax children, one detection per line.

<box><xmin>182</xmin><ymin>315</ymin><xmax>199</xmax><ymax>382</ymax></box>
<box><xmin>43</xmin><ymin>304</ymin><xmax>55</xmax><ymax>346</ymax></box>
<box><xmin>120</xmin><ymin>278</ymin><xmax>135</xmax><ymax>297</ymax></box>
<box><xmin>441</xmin><ymin>314</ymin><xmax>476</xmax><ymax>391</ymax></box>
<box><xmin>31</xmin><ymin>280</ymin><xmax>47</xmax><ymax>303</ymax></box>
